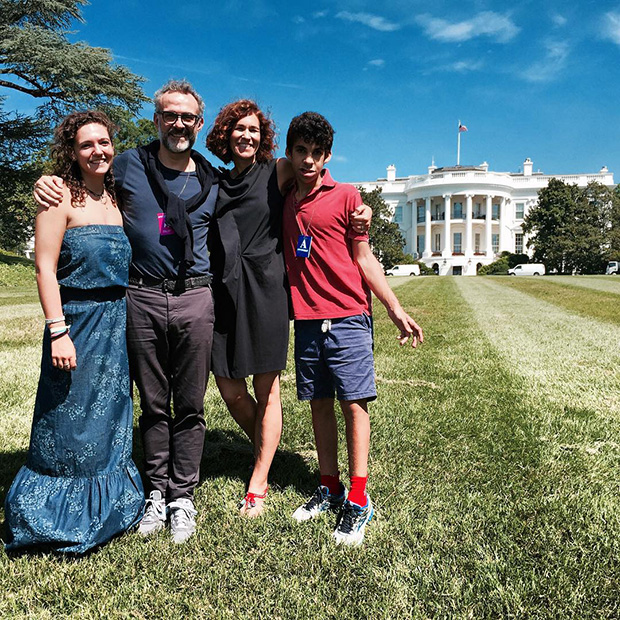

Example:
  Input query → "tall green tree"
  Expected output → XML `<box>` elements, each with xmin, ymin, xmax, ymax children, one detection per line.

<box><xmin>113</xmin><ymin>109</ymin><xmax>157</xmax><ymax>154</ymax></box>
<box><xmin>610</xmin><ymin>185</ymin><xmax>620</xmax><ymax>261</ymax></box>
<box><xmin>358</xmin><ymin>187</ymin><xmax>406</xmax><ymax>270</ymax></box>
<box><xmin>523</xmin><ymin>179</ymin><xmax>610</xmax><ymax>274</ymax></box>
<box><xmin>0</xmin><ymin>0</ymin><xmax>149</xmax><ymax>250</ymax></box>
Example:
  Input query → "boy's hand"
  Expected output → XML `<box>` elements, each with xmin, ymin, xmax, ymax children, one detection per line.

<box><xmin>388</xmin><ymin>306</ymin><xmax>424</xmax><ymax>348</ymax></box>
<box><xmin>34</xmin><ymin>175</ymin><xmax>65</xmax><ymax>208</ymax></box>
<box><xmin>350</xmin><ymin>204</ymin><xmax>372</xmax><ymax>233</ymax></box>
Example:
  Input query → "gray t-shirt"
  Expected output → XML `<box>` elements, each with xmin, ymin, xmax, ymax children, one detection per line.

<box><xmin>114</xmin><ymin>148</ymin><xmax>218</xmax><ymax>279</ymax></box>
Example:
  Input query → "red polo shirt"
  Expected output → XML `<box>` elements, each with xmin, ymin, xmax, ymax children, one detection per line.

<box><xmin>283</xmin><ymin>169</ymin><xmax>371</xmax><ymax>320</ymax></box>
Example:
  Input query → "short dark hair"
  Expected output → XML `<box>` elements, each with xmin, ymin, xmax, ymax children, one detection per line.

<box><xmin>154</xmin><ymin>79</ymin><xmax>205</xmax><ymax>116</ymax></box>
<box><xmin>286</xmin><ymin>112</ymin><xmax>334</xmax><ymax>154</ymax></box>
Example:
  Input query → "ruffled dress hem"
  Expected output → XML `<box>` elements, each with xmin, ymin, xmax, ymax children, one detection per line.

<box><xmin>4</xmin><ymin>461</ymin><xmax>144</xmax><ymax>555</ymax></box>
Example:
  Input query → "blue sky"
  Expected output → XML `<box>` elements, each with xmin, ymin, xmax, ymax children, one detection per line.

<box><xmin>8</xmin><ymin>0</ymin><xmax>620</xmax><ymax>182</ymax></box>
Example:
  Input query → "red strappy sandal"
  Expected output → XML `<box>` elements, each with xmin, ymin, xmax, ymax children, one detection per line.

<box><xmin>239</xmin><ymin>487</ymin><xmax>269</xmax><ymax>517</ymax></box>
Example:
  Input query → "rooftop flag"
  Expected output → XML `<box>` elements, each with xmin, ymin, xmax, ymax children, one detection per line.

<box><xmin>459</xmin><ymin>123</ymin><xmax>468</xmax><ymax>132</ymax></box>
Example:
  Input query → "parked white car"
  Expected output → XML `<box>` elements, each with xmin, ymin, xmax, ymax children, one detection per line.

<box><xmin>386</xmin><ymin>264</ymin><xmax>421</xmax><ymax>277</ymax></box>
<box><xmin>507</xmin><ymin>263</ymin><xmax>546</xmax><ymax>276</ymax></box>
<box><xmin>606</xmin><ymin>261</ymin><xmax>618</xmax><ymax>275</ymax></box>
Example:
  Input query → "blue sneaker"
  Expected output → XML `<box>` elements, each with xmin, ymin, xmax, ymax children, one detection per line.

<box><xmin>292</xmin><ymin>485</ymin><xmax>347</xmax><ymax>522</ymax></box>
<box><xmin>333</xmin><ymin>496</ymin><xmax>374</xmax><ymax>546</ymax></box>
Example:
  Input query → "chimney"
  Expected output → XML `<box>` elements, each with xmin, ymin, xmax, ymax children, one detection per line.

<box><xmin>387</xmin><ymin>164</ymin><xmax>396</xmax><ymax>182</ymax></box>
<box><xmin>480</xmin><ymin>161</ymin><xmax>489</xmax><ymax>172</ymax></box>
<box><xmin>523</xmin><ymin>158</ymin><xmax>533</xmax><ymax>176</ymax></box>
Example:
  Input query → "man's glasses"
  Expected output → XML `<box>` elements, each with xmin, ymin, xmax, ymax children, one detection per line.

<box><xmin>157</xmin><ymin>111</ymin><xmax>200</xmax><ymax>127</ymax></box>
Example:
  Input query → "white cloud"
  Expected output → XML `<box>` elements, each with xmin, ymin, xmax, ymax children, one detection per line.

<box><xmin>521</xmin><ymin>41</ymin><xmax>569</xmax><ymax>83</ymax></box>
<box><xmin>368</xmin><ymin>59</ymin><xmax>385</xmax><ymax>67</ymax></box>
<box><xmin>336</xmin><ymin>11</ymin><xmax>400</xmax><ymax>32</ymax></box>
<box><xmin>443</xmin><ymin>59</ymin><xmax>484</xmax><ymax>73</ymax></box>
<box><xmin>602</xmin><ymin>11</ymin><xmax>620</xmax><ymax>45</ymax></box>
<box><xmin>416</xmin><ymin>11</ymin><xmax>519</xmax><ymax>43</ymax></box>
<box><xmin>333</xmin><ymin>155</ymin><xmax>348</xmax><ymax>163</ymax></box>
<box><xmin>551</xmin><ymin>13</ymin><xmax>567</xmax><ymax>27</ymax></box>
<box><xmin>313</xmin><ymin>10</ymin><xmax>328</xmax><ymax>19</ymax></box>
<box><xmin>292</xmin><ymin>15</ymin><xmax>305</xmax><ymax>24</ymax></box>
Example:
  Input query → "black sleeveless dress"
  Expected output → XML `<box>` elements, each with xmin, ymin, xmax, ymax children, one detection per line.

<box><xmin>210</xmin><ymin>160</ymin><xmax>290</xmax><ymax>378</ymax></box>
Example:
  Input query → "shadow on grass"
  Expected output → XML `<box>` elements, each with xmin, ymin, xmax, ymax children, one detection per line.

<box><xmin>199</xmin><ymin>429</ymin><xmax>317</xmax><ymax>494</ymax></box>
<box><xmin>0</xmin><ymin>449</ymin><xmax>28</xmax><ymax>507</ymax></box>
<box><xmin>131</xmin><ymin>425</ymin><xmax>318</xmax><ymax>495</ymax></box>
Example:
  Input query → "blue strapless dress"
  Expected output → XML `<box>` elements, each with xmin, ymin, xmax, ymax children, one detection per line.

<box><xmin>4</xmin><ymin>225</ymin><xmax>144</xmax><ymax>554</ymax></box>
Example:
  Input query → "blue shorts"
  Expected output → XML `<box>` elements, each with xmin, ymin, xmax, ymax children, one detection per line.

<box><xmin>294</xmin><ymin>314</ymin><xmax>377</xmax><ymax>402</ymax></box>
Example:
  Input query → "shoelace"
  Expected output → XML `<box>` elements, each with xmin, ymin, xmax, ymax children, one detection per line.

<box><xmin>338</xmin><ymin>504</ymin><xmax>361</xmax><ymax>534</ymax></box>
<box><xmin>305</xmin><ymin>487</ymin><xmax>328</xmax><ymax>510</ymax></box>
<box><xmin>171</xmin><ymin>506</ymin><xmax>193</xmax><ymax>529</ymax></box>
<box><xmin>143</xmin><ymin>499</ymin><xmax>163</xmax><ymax>522</ymax></box>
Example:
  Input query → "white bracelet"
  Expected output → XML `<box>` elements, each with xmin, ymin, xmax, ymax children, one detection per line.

<box><xmin>50</xmin><ymin>325</ymin><xmax>71</xmax><ymax>335</ymax></box>
<box><xmin>45</xmin><ymin>316</ymin><xmax>65</xmax><ymax>326</ymax></box>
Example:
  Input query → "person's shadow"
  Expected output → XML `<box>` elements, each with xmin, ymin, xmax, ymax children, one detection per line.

<box><xmin>131</xmin><ymin>425</ymin><xmax>318</xmax><ymax>495</ymax></box>
<box><xmin>0</xmin><ymin>448</ymin><xmax>28</xmax><ymax>508</ymax></box>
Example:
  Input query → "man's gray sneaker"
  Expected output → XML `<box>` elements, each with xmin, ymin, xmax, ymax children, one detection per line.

<box><xmin>168</xmin><ymin>498</ymin><xmax>197</xmax><ymax>544</ymax></box>
<box><xmin>138</xmin><ymin>490</ymin><xmax>167</xmax><ymax>537</ymax></box>
<box><xmin>292</xmin><ymin>485</ymin><xmax>347</xmax><ymax>522</ymax></box>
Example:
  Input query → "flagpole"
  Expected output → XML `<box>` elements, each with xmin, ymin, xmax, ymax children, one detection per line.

<box><xmin>457</xmin><ymin>120</ymin><xmax>461</xmax><ymax>166</ymax></box>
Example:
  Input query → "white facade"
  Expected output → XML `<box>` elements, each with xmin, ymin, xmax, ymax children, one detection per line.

<box><xmin>356</xmin><ymin>159</ymin><xmax>615</xmax><ymax>276</ymax></box>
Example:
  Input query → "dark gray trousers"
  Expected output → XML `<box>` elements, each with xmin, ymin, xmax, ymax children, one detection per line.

<box><xmin>126</xmin><ymin>285</ymin><xmax>214</xmax><ymax>501</ymax></box>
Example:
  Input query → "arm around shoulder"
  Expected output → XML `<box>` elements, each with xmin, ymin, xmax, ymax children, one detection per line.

<box><xmin>352</xmin><ymin>240</ymin><xmax>423</xmax><ymax>348</ymax></box>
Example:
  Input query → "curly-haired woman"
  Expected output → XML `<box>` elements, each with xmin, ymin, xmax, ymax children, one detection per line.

<box><xmin>4</xmin><ymin>111</ymin><xmax>144</xmax><ymax>554</ymax></box>
<box><xmin>206</xmin><ymin>100</ymin><xmax>370</xmax><ymax>516</ymax></box>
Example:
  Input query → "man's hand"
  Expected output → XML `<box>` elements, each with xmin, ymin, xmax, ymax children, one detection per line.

<box><xmin>350</xmin><ymin>203</ymin><xmax>372</xmax><ymax>234</ymax></box>
<box><xmin>34</xmin><ymin>175</ymin><xmax>65</xmax><ymax>209</ymax></box>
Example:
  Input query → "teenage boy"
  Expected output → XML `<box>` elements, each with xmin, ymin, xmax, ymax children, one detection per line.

<box><xmin>283</xmin><ymin>112</ymin><xmax>423</xmax><ymax>546</ymax></box>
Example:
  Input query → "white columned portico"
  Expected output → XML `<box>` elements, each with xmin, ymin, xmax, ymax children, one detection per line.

<box><xmin>423</xmin><ymin>197</ymin><xmax>432</xmax><ymax>257</ymax></box>
<box><xmin>442</xmin><ymin>194</ymin><xmax>451</xmax><ymax>257</ymax></box>
<box><xmin>485</xmin><ymin>194</ymin><xmax>493</xmax><ymax>257</ymax></box>
<box><xmin>499</xmin><ymin>197</ymin><xmax>509</xmax><ymax>252</ymax></box>
<box><xmin>465</xmin><ymin>194</ymin><xmax>473</xmax><ymax>257</ymax></box>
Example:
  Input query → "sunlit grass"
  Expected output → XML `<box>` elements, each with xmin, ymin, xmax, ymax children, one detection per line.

<box><xmin>1</xmin><ymin>277</ymin><xmax>620</xmax><ymax>618</ymax></box>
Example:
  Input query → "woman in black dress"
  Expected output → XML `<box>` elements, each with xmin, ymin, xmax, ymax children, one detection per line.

<box><xmin>207</xmin><ymin>101</ymin><xmax>370</xmax><ymax>516</ymax></box>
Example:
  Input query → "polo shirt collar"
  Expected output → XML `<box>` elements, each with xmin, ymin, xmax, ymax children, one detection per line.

<box><xmin>296</xmin><ymin>168</ymin><xmax>336</xmax><ymax>203</ymax></box>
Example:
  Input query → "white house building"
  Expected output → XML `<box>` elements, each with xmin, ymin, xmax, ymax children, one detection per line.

<box><xmin>356</xmin><ymin>159</ymin><xmax>615</xmax><ymax>276</ymax></box>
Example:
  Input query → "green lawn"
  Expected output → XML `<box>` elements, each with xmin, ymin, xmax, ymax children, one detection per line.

<box><xmin>1</xmin><ymin>276</ymin><xmax>619</xmax><ymax>618</ymax></box>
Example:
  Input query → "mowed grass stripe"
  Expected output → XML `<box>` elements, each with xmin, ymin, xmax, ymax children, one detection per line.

<box><xmin>1</xmin><ymin>279</ymin><xmax>620</xmax><ymax>617</ymax></box>
<box><xmin>489</xmin><ymin>275</ymin><xmax>620</xmax><ymax>327</ymax></box>
<box><xmin>455</xmin><ymin>276</ymin><xmax>620</xmax><ymax>420</ymax></box>
<box><xmin>545</xmin><ymin>275</ymin><xmax>620</xmax><ymax>295</ymax></box>
<box><xmin>369</xmin><ymin>277</ymin><xmax>619</xmax><ymax>617</ymax></box>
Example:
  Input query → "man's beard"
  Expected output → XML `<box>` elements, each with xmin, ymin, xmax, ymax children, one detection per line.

<box><xmin>159</xmin><ymin>126</ymin><xmax>196</xmax><ymax>154</ymax></box>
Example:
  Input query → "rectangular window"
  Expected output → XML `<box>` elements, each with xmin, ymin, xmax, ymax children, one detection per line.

<box><xmin>417</xmin><ymin>205</ymin><xmax>425</xmax><ymax>223</ymax></box>
<box><xmin>417</xmin><ymin>235</ymin><xmax>424</xmax><ymax>255</ymax></box>
<box><xmin>492</xmin><ymin>233</ymin><xmax>499</xmax><ymax>254</ymax></box>
<box><xmin>453</xmin><ymin>202</ymin><xmax>463</xmax><ymax>219</ymax></box>
<box><xmin>475</xmin><ymin>233</ymin><xmax>481</xmax><ymax>252</ymax></box>
<box><xmin>515</xmin><ymin>233</ymin><xmax>523</xmax><ymax>254</ymax></box>
<box><xmin>453</xmin><ymin>232</ymin><xmax>462</xmax><ymax>253</ymax></box>
<box><xmin>434</xmin><ymin>233</ymin><xmax>441</xmax><ymax>252</ymax></box>
<box><xmin>492</xmin><ymin>204</ymin><xmax>500</xmax><ymax>220</ymax></box>
<box><xmin>474</xmin><ymin>203</ymin><xmax>482</xmax><ymax>218</ymax></box>
<box><xmin>393</xmin><ymin>206</ymin><xmax>403</xmax><ymax>223</ymax></box>
<box><xmin>515</xmin><ymin>202</ymin><xmax>524</xmax><ymax>219</ymax></box>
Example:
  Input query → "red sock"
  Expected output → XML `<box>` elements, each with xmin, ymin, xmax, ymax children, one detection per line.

<box><xmin>348</xmin><ymin>476</ymin><xmax>368</xmax><ymax>506</ymax></box>
<box><xmin>320</xmin><ymin>474</ymin><xmax>341</xmax><ymax>496</ymax></box>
